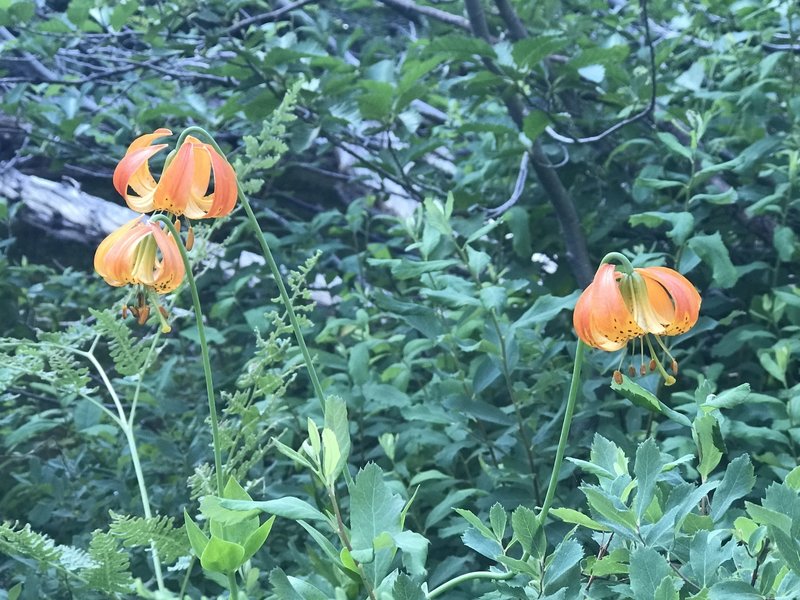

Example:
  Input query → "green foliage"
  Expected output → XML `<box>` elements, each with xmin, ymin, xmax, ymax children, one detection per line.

<box><xmin>108</xmin><ymin>512</ymin><xmax>189</xmax><ymax>565</ymax></box>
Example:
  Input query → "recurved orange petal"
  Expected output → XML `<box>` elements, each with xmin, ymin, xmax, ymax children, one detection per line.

<box><xmin>639</xmin><ymin>267</ymin><xmax>701</xmax><ymax>335</ymax></box>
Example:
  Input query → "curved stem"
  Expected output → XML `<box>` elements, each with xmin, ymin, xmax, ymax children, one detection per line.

<box><xmin>538</xmin><ymin>340</ymin><xmax>585</xmax><ymax>526</ymax></box>
<box><xmin>151</xmin><ymin>214</ymin><xmax>225</xmax><ymax>495</ymax></box>
<box><xmin>600</xmin><ymin>251</ymin><xmax>634</xmax><ymax>274</ymax></box>
<box><xmin>426</xmin><ymin>569</ymin><xmax>514</xmax><ymax>599</ymax></box>
<box><xmin>175</xmin><ymin>126</ymin><xmax>326</xmax><ymax>410</ymax></box>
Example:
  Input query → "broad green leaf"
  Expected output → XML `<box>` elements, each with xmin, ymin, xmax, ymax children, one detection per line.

<box><xmin>242</xmin><ymin>516</ymin><xmax>275</xmax><ymax>562</ymax></box>
<box><xmin>582</xmin><ymin>486</ymin><xmax>638</xmax><ymax>532</ymax></box>
<box><xmin>693</xmin><ymin>414</ymin><xmax>725</xmax><ymax>479</ymax></box>
<box><xmin>612</xmin><ymin>376</ymin><xmax>692</xmax><ymax>427</ymax></box>
<box><xmin>542</xmin><ymin>537</ymin><xmax>583</xmax><ymax>596</ymax></box>
<box><xmin>710</xmin><ymin>455</ymin><xmax>755</xmax><ymax>522</ymax></box>
<box><xmin>220</xmin><ymin>497</ymin><xmax>327</xmax><ymax>522</ymax></box>
<box><xmin>687</xmin><ymin>233</ymin><xmax>738</xmax><ymax>288</ymax></box>
<box><xmin>512</xmin><ymin>291</ymin><xmax>580</xmax><ymax>330</ymax></box>
<box><xmin>707</xmin><ymin>580</ymin><xmax>761</xmax><ymax>599</ymax></box>
<box><xmin>511</xmin><ymin>506</ymin><xmax>543</xmax><ymax>556</ymax></box>
<box><xmin>392</xmin><ymin>573</ymin><xmax>426</xmax><ymax>600</ymax></box>
<box><xmin>489</xmin><ymin>502</ymin><xmax>507</xmax><ymax>541</ymax></box>
<box><xmin>349</xmin><ymin>463</ymin><xmax>404</xmax><ymax>584</ymax></box>
<box><xmin>629</xmin><ymin>547</ymin><xmax>674</xmax><ymax>600</ymax></box>
<box><xmin>656</xmin><ymin>132</ymin><xmax>693</xmax><ymax>160</ymax></box>
<box><xmin>184</xmin><ymin>511</ymin><xmax>209</xmax><ymax>558</ymax></box>
<box><xmin>321</xmin><ymin>428</ymin><xmax>341</xmax><ymax>485</ymax></box>
<box><xmin>634</xmin><ymin>438</ymin><xmax>666</xmax><ymax>521</ymax></box>
<box><xmin>654</xmin><ymin>575</ymin><xmax>680</xmax><ymax>600</ymax></box>
<box><xmin>200</xmin><ymin>536</ymin><xmax>244</xmax><ymax>574</ymax></box>
<box><xmin>703</xmin><ymin>384</ymin><xmax>751</xmax><ymax>410</ymax></box>
<box><xmin>629</xmin><ymin>211</ymin><xmax>695</xmax><ymax>245</ymax></box>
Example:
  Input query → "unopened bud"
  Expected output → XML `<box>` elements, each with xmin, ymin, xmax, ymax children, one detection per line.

<box><xmin>613</xmin><ymin>370</ymin><xmax>624</xmax><ymax>385</ymax></box>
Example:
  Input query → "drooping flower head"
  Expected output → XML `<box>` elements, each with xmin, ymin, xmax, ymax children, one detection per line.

<box><xmin>573</xmin><ymin>259</ymin><xmax>701</xmax><ymax>384</ymax></box>
<box><xmin>113</xmin><ymin>129</ymin><xmax>237</xmax><ymax>219</ymax></box>
<box><xmin>94</xmin><ymin>217</ymin><xmax>186</xmax><ymax>331</ymax></box>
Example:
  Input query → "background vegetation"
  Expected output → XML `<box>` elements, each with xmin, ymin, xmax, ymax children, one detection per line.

<box><xmin>1</xmin><ymin>0</ymin><xmax>799</xmax><ymax>598</ymax></box>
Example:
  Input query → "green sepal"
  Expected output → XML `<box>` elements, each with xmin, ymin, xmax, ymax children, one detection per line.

<box><xmin>242</xmin><ymin>515</ymin><xmax>276</xmax><ymax>562</ymax></box>
<box><xmin>184</xmin><ymin>510</ymin><xmax>209</xmax><ymax>558</ymax></box>
<box><xmin>200</xmin><ymin>535</ymin><xmax>245</xmax><ymax>574</ymax></box>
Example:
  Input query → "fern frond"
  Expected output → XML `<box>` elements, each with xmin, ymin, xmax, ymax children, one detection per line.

<box><xmin>83</xmin><ymin>530</ymin><xmax>134</xmax><ymax>594</ymax></box>
<box><xmin>0</xmin><ymin>522</ymin><xmax>94</xmax><ymax>576</ymax></box>
<box><xmin>90</xmin><ymin>308</ymin><xmax>150</xmax><ymax>376</ymax></box>
<box><xmin>109</xmin><ymin>512</ymin><xmax>189</xmax><ymax>565</ymax></box>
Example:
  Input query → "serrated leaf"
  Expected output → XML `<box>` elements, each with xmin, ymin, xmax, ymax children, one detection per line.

<box><xmin>542</xmin><ymin>537</ymin><xmax>583</xmax><ymax>595</ymax></box>
<box><xmin>629</xmin><ymin>547</ymin><xmax>674</xmax><ymax>600</ymax></box>
<box><xmin>489</xmin><ymin>502</ymin><xmax>507</xmax><ymax>540</ymax></box>
<box><xmin>109</xmin><ymin>512</ymin><xmax>189</xmax><ymax>565</ymax></box>
<box><xmin>511</xmin><ymin>506</ymin><xmax>542</xmax><ymax>555</ymax></box>
<box><xmin>710</xmin><ymin>455</ymin><xmax>755</xmax><ymax>522</ymax></box>
<box><xmin>634</xmin><ymin>438</ymin><xmax>666</xmax><ymax>521</ymax></box>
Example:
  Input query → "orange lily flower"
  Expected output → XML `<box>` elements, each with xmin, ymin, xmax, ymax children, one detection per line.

<box><xmin>94</xmin><ymin>217</ymin><xmax>185</xmax><ymax>294</ymax></box>
<box><xmin>113</xmin><ymin>129</ymin><xmax>237</xmax><ymax>219</ymax></box>
<box><xmin>573</xmin><ymin>263</ymin><xmax>701</xmax><ymax>384</ymax></box>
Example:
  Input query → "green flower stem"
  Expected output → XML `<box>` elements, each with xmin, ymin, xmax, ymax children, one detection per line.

<box><xmin>82</xmin><ymin>345</ymin><xmax>167</xmax><ymax>591</ymax></box>
<box><xmin>175</xmin><ymin>126</ymin><xmax>326</xmax><ymax>409</ymax></box>
<box><xmin>538</xmin><ymin>340</ymin><xmax>585</xmax><ymax>526</ymax></box>
<box><xmin>600</xmin><ymin>251</ymin><xmax>634</xmax><ymax>273</ymax></box>
<box><xmin>228</xmin><ymin>573</ymin><xmax>239</xmax><ymax>599</ymax></box>
<box><xmin>237</xmin><ymin>191</ymin><xmax>326</xmax><ymax>409</ymax></box>
<box><xmin>151</xmin><ymin>215</ymin><xmax>225</xmax><ymax>495</ymax></box>
<box><xmin>426</xmin><ymin>569</ymin><xmax>515</xmax><ymax>599</ymax></box>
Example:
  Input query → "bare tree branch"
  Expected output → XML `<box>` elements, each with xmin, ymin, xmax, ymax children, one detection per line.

<box><xmin>226</xmin><ymin>0</ymin><xmax>317</xmax><ymax>35</ymax></box>
<box><xmin>463</xmin><ymin>0</ymin><xmax>593</xmax><ymax>285</ymax></box>
<box><xmin>375</xmin><ymin>0</ymin><xmax>472</xmax><ymax>32</ymax></box>
<box><xmin>544</xmin><ymin>0</ymin><xmax>657</xmax><ymax>145</ymax></box>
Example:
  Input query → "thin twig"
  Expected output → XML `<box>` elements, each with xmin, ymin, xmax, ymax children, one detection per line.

<box><xmin>226</xmin><ymin>0</ymin><xmax>317</xmax><ymax>35</ymax></box>
<box><xmin>544</xmin><ymin>0</ymin><xmax>657</xmax><ymax>145</ymax></box>
<box><xmin>487</xmin><ymin>152</ymin><xmax>529</xmax><ymax>217</ymax></box>
<box><xmin>376</xmin><ymin>0</ymin><xmax>472</xmax><ymax>32</ymax></box>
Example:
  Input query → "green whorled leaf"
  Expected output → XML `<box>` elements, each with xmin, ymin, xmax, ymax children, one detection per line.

<box><xmin>612</xmin><ymin>376</ymin><xmax>692</xmax><ymax>427</ymax></box>
<box><xmin>634</xmin><ymin>438</ymin><xmax>667</xmax><ymax>521</ymax></box>
<box><xmin>689</xmin><ymin>188</ymin><xmax>738</xmax><ymax>206</ymax></box>
<box><xmin>200</xmin><ymin>536</ymin><xmax>244</xmax><ymax>574</ymax></box>
<box><xmin>774</xmin><ymin>225</ymin><xmax>797</xmax><ymax>262</ymax></box>
<box><xmin>629</xmin><ymin>211</ymin><xmax>695</xmax><ymax>245</ymax></box>
<box><xmin>702</xmin><ymin>383</ymin><xmax>751</xmax><ymax>410</ymax></box>
<box><xmin>220</xmin><ymin>497</ymin><xmax>327</xmax><ymax>522</ymax></box>
<box><xmin>391</xmin><ymin>573</ymin><xmax>426</xmax><ymax>600</ymax></box>
<box><xmin>710</xmin><ymin>455</ymin><xmax>755</xmax><ymax>522</ymax></box>
<box><xmin>693</xmin><ymin>414</ymin><xmax>725</xmax><ymax>479</ymax></box>
<box><xmin>366</xmin><ymin>258</ymin><xmax>460</xmax><ymax>280</ymax></box>
<box><xmin>200</xmin><ymin>496</ymin><xmax>259</xmax><ymax>526</ymax></box>
<box><xmin>272</xmin><ymin>438</ymin><xmax>315</xmax><ymax>470</ymax></box>
<box><xmin>184</xmin><ymin>511</ymin><xmax>209</xmax><ymax>558</ymax></box>
<box><xmin>687</xmin><ymin>233</ymin><xmax>739</xmax><ymax>288</ymax></box>
<box><xmin>550</xmin><ymin>508</ymin><xmax>610</xmax><ymax>532</ymax></box>
<box><xmin>349</xmin><ymin>463</ymin><xmax>404</xmax><ymax>584</ymax></box>
<box><xmin>629</xmin><ymin>547</ymin><xmax>674</xmax><ymax>600</ymax></box>
<box><xmin>542</xmin><ymin>537</ymin><xmax>583</xmax><ymax>596</ymax></box>
<box><xmin>242</xmin><ymin>515</ymin><xmax>275</xmax><ymax>562</ymax></box>
<box><xmin>489</xmin><ymin>502</ymin><xmax>507</xmax><ymax>541</ymax></box>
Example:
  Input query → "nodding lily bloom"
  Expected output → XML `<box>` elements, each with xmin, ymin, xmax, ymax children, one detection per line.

<box><xmin>573</xmin><ymin>263</ymin><xmax>701</xmax><ymax>384</ymax></box>
<box><xmin>94</xmin><ymin>217</ymin><xmax>185</xmax><ymax>294</ymax></box>
<box><xmin>113</xmin><ymin>130</ymin><xmax>237</xmax><ymax>219</ymax></box>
